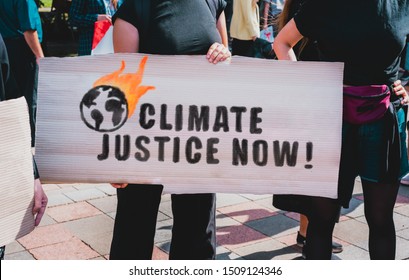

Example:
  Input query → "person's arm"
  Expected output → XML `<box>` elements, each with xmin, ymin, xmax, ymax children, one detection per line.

<box><xmin>23</xmin><ymin>30</ymin><xmax>44</xmax><ymax>59</ymax></box>
<box><xmin>113</xmin><ymin>18</ymin><xmax>140</xmax><ymax>53</ymax></box>
<box><xmin>32</xmin><ymin>158</ymin><xmax>47</xmax><ymax>226</ymax></box>
<box><xmin>207</xmin><ymin>11</ymin><xmax>231</xmax><ymax>64</ymax></box>
<box><xmin>392</xmin><ymin>80</ymin><xmax>409</xmax><ymax>105</ymax></box>
<box><xmin>273</xmin><ymin>18</ymin><xmax>303</xmax><ymax>61</ymax></box>
<box><xmin>216</xmin><ymin>11</ymin><xmax>229</xmax><ymax>48</ymax></box>
<box><xmin>33</xmin><ymin>178</ymin><xmax>47</xmax><ymax>226</ymax></box>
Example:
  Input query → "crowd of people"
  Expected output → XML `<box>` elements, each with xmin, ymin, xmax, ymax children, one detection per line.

<box><xmin>0</xmin><ymin>0</ymin><xmax>409</xmax><ymax>260</ymax></box>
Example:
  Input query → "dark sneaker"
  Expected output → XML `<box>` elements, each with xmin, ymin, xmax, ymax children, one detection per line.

<box><xmin>332</xmin><ymin>241</ymin><xmax>343</xmax><ymax>254</ymax></box>
<box><xmin>296</xmin><ymin>232</ymin><xmax>343</xmax><ymax>253</ymax></box>
<box><xmin>296</xmin><ymin>231</ymin><xmax>306</xmax><ymax>247</ymax></box>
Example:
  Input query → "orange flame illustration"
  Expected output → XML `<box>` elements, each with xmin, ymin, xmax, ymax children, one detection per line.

<box><xmin>93</xmin><ymin>56</ymin><xmax>155</xmax><ymax>118</ymax></box>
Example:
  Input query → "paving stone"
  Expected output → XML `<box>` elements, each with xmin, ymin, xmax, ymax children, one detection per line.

<box><xmin>253</xmin><ymin>197</ymin><xmax>280</xmax><ymax>210</ymax></box>
<box><xmin>216</xmin><ymin>213</ymin><xmax>242</xmax><ymax>228</ymax></box>
<box><xmin>154</xmin><ymin>219</ymin><xmax>173</xmax><ymax>244</ymax></box>
<box><xmin>245</xmin><ymin>214</ymin><xmax>299</xmax><ymax>238</ymax></box>
<box><xmin>106</xmin><ymin>211</ymin><xmax>116</xmax><ymax>219</ymax></box>
<box><xmin>216</xmin><ymin>193</ymin><xmax>250</xmax><ymax>208</ymax></box>
<box><xmin>63</xmin><ymin>188</ymin><xmax>107</xmax><ymax>202</ymax></box>
<box><xmin>28</xmin><ymin>237</ymin><xmax>99</xmax><ymax>260</ymax></box>
<box><xmin>396</xmin><ymin>227</ymin><xmax>409</xmax><ymax>249</ymax></box>
<box><xmin>158</xmin><ymin>200</ymin><xmax>173</xmax><ymax>218</ymax></box>
<box><xmin>87</xmin><ymin>196</ymin><xmax>118</xmax><ymax>214</ymax></box>
<box><xmin>394</xmin><ymin>204</ymin><xmax>409</xmax><ymax>216</ymax></box>
<box><xmin>37</xmin><ymin>213</ymin><xmax>57</xmax><ymax>226</ymax></box>
<box><xmin>62</xmin><ymin>215</ymin><xmax>114</xmax><ymax>256</ymax></box>
<box><xmin>42</xmin><ymin>184</ymin><xmax>60</xmax><ymax>191</ymax></box>
<box><xmin>333</xmin><ymin>244</ymin><xmax>369</xmax><ymax>260</ymax></box>
<box><xmin>157</xmin><ymin>211</ymin><xmax>171</xmax><ymax>222</ymax></box>
<box><xmin>333</xmin><ymin>219</ymin><xmax>368</xmax><ymax>250</ymax></box>
<box><xmin>217</xmin><ymin>201</ymin><xmax>277</xmax><ymax>223</ymax></box>
<box><xmin>341</xmin><ymin>196</ymin><xmax>364</xmax><ymax>218</ymax></box>
<box><xmin>63</xmin><ymin>214</ymin><xmax>114</xmax><ymax>239</ymax></box>
<box><xmin>81</xmin><ymin>231</ymin><xmax>113</xmax><ymax>256</ymax></box>
<box><xmin>45</xmin><ymin>193</ymin><xmax>73</xmax><ymax>207</ymax></box>
<box><xmin>4</xmin><ymin>250</ymin><xmax>35</xmax><ymax>260</ymax></box>
<box><xmin>152</xmin><ymin>246</ymin><xmax>169</xmax><ymax>260</ymax></box>
<box><xmin>398</xmin><ymin>185</ymin><xmax>409</xmax><ymax>196</ymax></box>
<box><xmin>239</xmin><ymin>193</ymin><xmax>272</xmax><ymax>201</ymax></box>
<box><xmin>231</xmin><ymin>239</ymin><xmax>301</xmax><ymax>260</ymax></box>
<box><xmin>156</xmin><ymin>241</ymin><xmax>170</xmax><ymax>254</ymax></box>
<box><xmin>3</xmin><ymin>241</ymin><xmax>25</xmax><ymax>254</ymax></box>
<box><xmin>18</xmin><ymin>224</ymin><xmax>74</xmax><ymax>249</ymax></box>
<box><xmin>96</xmin><ymin>184</ymin><xmax>118</xmax><ymax>196</ymax></box>
<box><xmin>393</xmin><ymin>212</ymin><xmax>409</xmax><ymax>231</ymax></box>
<box><xmin>396</xmin><ymin>236</ymin><xmax>409</xmax><ymax>260</ymax></box>
<box><xmin>46</xmin><ymin>201</ymin><xmax>102</xmax><ymax>222</ymax></box>
<box><xmin>216</xmin><ymin>224</ymin><xmax>270</xmax><ymax>250</ymax></box>
<box><xmin>216</xmin><ymin>246</ymin><xmax>243</xmax><ymax>260</ymax></box>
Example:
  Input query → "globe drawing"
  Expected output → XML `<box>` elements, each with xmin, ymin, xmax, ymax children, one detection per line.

<box><xmin>80</xmin><ymin>85</ymin><xmax>128</xmax><ymax>132</ymax></box>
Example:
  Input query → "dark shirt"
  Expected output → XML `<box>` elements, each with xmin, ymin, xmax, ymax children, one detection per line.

<box><xmin>113</xmin><ymin>0</ymin><xmax>226</xmax><ymax>54</ymax></box>
<box><xmin>69</xmin><ymin>0</ymin><xmax>123</xmax><ymax>56</ymax></box>
<box><xmin>0</xmin><ymin>34</ymin><xmax>9</xmax><ymax>101</ymax></box>
<box><xmin>0</xmin><ymin>33</ymin><xmax>39</xmax><ymax>178</ymax></box>
<box><xmin>294</xmin><ymin>0</ymin><xmax>409</xmax><ymax>85</ymax></box>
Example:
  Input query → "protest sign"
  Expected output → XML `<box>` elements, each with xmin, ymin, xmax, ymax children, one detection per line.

<box><xmin>0</xmin><ymin>97</ymin><xmax>35</xmax><ymax>246</ymax></box>
<box><xmin>36</xmin><ymin>54</ymin><xmax>343</xmax><ymax>197</ymax></box>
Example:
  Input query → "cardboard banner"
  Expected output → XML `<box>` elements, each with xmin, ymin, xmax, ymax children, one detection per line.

<box><xmin>0</xmin><ymin>97</ymin><xmax>35</xmax><ymax>246</ymax></box>
<box><xmin>36</xmin><ymin>54</ymin><xmax>344</xmax><ymax>197</ymax></box>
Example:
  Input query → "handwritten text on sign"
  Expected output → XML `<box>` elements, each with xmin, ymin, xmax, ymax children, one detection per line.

<box><xmin>36</xmin><ymin>54</ymin><xmax>343</xmax><ymax>197</ymax></box>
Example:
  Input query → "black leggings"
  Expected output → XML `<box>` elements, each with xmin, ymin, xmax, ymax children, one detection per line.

<box><xmin>305</xmin><ymin>180</ymin><xmax>399</xmax><ymax>260</ymax></box>
<box><xmin>109</xmin><ymin>184</ymin><xmax>216</xmax><ymax>260</ymax></box>
<box><xmin>362</xmin><ymin>180</ymin><xmax>399</xmax><ymax>260</ymax></box>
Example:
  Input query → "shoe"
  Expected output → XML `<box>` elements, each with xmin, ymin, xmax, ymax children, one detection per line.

<box><xmin>301</xmin><ymin>243</ymin><xmax>306</xmax><ymax>259</ymax></box>
<box><xmin>296</xmin><ymin>231</ymin><xmax>343</xmax><ymax>253</ymax></box>
<box><xmin>331</xmin><ymin>241</ymin><xmax>343</xmax><ymax>254</ymax></box>
<box><xmin>296</xmin><ymin>231</ymin><xmax>306</xmax><ymax>247</ymax></box>
<box><xmin>400</xmin><ymin>173</ymin><xmax>409</xmax><ymax>186</ymax></box>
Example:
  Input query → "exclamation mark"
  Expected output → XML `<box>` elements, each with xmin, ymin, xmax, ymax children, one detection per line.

<box><xmin>305</xmin><ymin>142</ymin><xmax>313</xmax><ymax>169</ymax></box>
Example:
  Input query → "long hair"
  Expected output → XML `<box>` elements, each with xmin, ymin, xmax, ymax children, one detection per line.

<box><xmin>276</xmin><ymin>0</ymin><xmax>309</xmax><ymax>57</ymax></box>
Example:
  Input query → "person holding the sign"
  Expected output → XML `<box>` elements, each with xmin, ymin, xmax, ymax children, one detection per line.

<box><xmin>109</xmin><ymin>0</ymin><xmax>231</xmax><ymax>260</ymax></box>
<box><xmin>273</xmin><ymin>0</ymin><xmax>409</xmax><ymax>260</ymax></box>
<box><xmin>69</xmin><ymin>0</ymin><xmax>123</xmax><ymax>56</ymax></box>
<box><xmin>0</xmin><ymin>33</ymin><xmax>48</xmax><ymax>260</ymax></box>
<box><xmin>272</xmin><ymin>0</ymin><xmax>343</xmax><ymax>258</ymax></box>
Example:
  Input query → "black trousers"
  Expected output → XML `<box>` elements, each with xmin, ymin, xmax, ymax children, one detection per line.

<box><xmin>231</xmin><ymin>38</ymin><xmax>255</xmax><ymax>57</ymax></box>
<box><xmin>4</xmin><ymin>37</ymin><xmax>38</xmax><ymax>147</ymax></box>
<box><xmin>109</xmin><ymin>184</ymin><xmax>216</xmax><ymax>260</ymax></box>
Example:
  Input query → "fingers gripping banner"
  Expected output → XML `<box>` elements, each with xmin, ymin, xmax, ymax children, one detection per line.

<box><xmin>36</xmin><ymin>54</ymin><xmax>344</xmax><ymax>197</ymax></box>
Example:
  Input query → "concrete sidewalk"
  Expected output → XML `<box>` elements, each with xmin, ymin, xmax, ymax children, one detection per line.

<box><xmin>4</xmin><ymin>179</ymin><xmax>409</xmax><ymax>260</ymax></box>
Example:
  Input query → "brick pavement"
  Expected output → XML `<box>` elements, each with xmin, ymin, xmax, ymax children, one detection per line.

<box><xmin>4</xmin><ymin>180</ymin><xmax>409</xmax><ymax>260</ymax></box>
